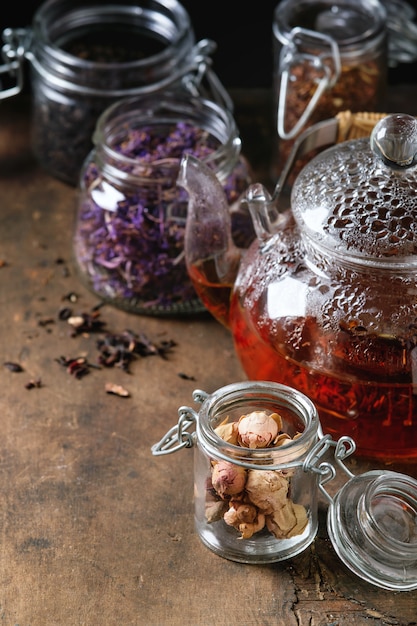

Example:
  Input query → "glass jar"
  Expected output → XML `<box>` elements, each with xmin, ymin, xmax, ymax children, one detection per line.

<box><xmin>152</xmin><ymin>380</ymin><xmax>417</xmax><ymax>590</ymax></box>
<box><xmin>0</xmin><ymin>0</ymin><xmax>230</xmax><ymax>185</ymax></box>
<box><xmin>272</xmin><ymin>0</ymin><xmax>387</xmax><ymax>175</ymax></box>
<box><xmin>154</xmin><ymin>381</ymin><xmax>323</xmax><ymax>564</ymax></box>
<box><xmin>73</xmin><ymin>92</ymin><xmax>252</xmax><ymax>316</ymax></box>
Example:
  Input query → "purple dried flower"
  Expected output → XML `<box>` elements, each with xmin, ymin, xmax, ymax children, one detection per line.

<box><xmin>74</xmin><ymin>121</ymin><xmax>252</xmax><ymax>313</ymax></box>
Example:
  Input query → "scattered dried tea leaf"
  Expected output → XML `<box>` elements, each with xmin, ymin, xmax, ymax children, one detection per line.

<box><xmin>25</xmin><ymin>379</ymin><xmax>43</xmax><ymax>390</ymax></box>
<box><xmin>97</xmin><ymin>329</ymin><xmax>176</xmax><ymax>372</ymax></box>
<box><xmin>178</xmin><ymin>372</ymin><xmax>196</xmax><ymax>381</ymax></box>
<box><xmin>67</xmin><ymin>311</ymin><xmax>106</xmax><ymax>335</ymax></box>
<box><xmin>55</xmin><ymin>356</ymin><xmax>95</xmax><ymax>379</ymax></box>
<box><xmin>4</xmin><ymin>362</ymin><xmax>24</xmax><ymax>373</ymax></box>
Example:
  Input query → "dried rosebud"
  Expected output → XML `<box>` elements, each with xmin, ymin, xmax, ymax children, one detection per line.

<box><xmin>274</xmin><ymin>433</ymin><xmax>292</xmax><ymax>447</ymax></box>
<box><xmin>223</xmin><ymin>502</ymin><xmax>265</xmax><ymax>539</ymax></box>
<box><xmin>211</xmin><ymin>461</ymin><xmax>247</xmax><ymax>498</ymax></box>
<box><xmin>245</xmin><ymin>469</ymin><xmax>289</xmax><ymax>514</ymax></box>
<box><xmin>237</xmin><ymin>411</ymin><xmax>282</xmax><ymax>448</ymax></box>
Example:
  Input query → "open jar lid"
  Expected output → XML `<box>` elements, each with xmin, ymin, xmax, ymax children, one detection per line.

<box><xmin>291</xmin><ymin>113</ymin><xmax>417</xmax><ymax>265</ymax></box>
<box><xmin>327</xmin><ymin>469</ymin><xmax>417</xmax><ymax>591</ymax></box>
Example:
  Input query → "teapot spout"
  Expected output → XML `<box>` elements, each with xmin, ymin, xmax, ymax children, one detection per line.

<box><xmin>178</xmin><ymin>153</ymin><xmax>241</xmax><ymax>327</ymax></box>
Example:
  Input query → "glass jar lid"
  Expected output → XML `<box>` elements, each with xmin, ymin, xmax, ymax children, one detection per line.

<box><xmin>327</xmin><ymin>469</ymin><xmax>417</xmax><ymax>591</ymax></box>
<box><xmin>291</xmin><ymin>113</ymin><xmax>417</xmax><ymax>265</ymax></box>
<box><xmin>273</xmin><ymin>0</ymin><xmax>387</xmax><ymax>55</ymax></box>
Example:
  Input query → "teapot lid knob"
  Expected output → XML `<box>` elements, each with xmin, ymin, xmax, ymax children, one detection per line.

<box><xmin>370</xmin><ymin>113</ymin><xmax>417</xmax><ymax>168</ymax></box>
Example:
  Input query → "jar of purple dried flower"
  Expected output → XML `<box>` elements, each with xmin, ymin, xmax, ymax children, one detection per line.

<box><xmin>73</xmin><ymin>92</ymin><xmax>253</xmax><ymax>315</ymax></box>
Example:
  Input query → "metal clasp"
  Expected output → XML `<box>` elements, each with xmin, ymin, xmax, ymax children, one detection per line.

<box><xmin>151</xmin><ymin>389</ymin><xmax>209</xmax><ymax>456</ymax></box>
<box><xmin>151</xmin><ymin>406</ymin><xmax>198</xmax><ymax>456</ymax></box>
<box><xmin>303</xmin><ymin>434</ymin><xmax>356</xmax><ymax>504</ymax></box>
<box><xmin>181</xmin><ymin>39</ymin><xmax>234</xmax><ymax>112</ymax></box>
<box><xmin>277</xmin><ymin>27</ymin><xmax>341</xmax><ymax>140</ymax></box>
<box><xmin>0</xmin><ymin>27</ymin><xmax>31</xmax><ymax>100</ymax></box>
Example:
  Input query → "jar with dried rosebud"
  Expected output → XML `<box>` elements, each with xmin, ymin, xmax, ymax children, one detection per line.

<box><xmin>152</xmin><ymin>381</ymin><xmax>417</xmax><ymax>590</ymax></box>
<box><xmin>154</xmin><ymin>381</ymin><xmax>322</xmax><ymax>563</ymax></box>
<box><xmin>73</xmin><ymin>92</ymin><xmax>252</xmax><ymax>316</ymax></box>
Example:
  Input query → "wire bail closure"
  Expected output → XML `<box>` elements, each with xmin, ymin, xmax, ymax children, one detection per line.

<box><xmin>0</xmin><ymin>27</ymin><xmax>232</xmax><ymax>112</ymax></box>
<box><xmin>152</xmin><ymin>388</ymin><xmax>357</xmax><ymax>503</ymax></box>
<box><xmin>151</xmin><ymin>406</ymin><xmax>198</xmax><ymax>456</ymax></box>
<box><xmin>277</xmin><ymin>27</ymin><xmax>341</xmax><ymax>140</ymax></box>
<box><xmin>0</xmin><ymin>27</ymin><xmax>30</xmax><ymax>99</ymax></box>
<box><xmin>151</xmin><ymin>389</ymin><xmax>210</xmax><ymax>456</ymax></box>
<box><xmin>303</xmin><ymin>434</ymin><xmax>356</xmax><ymax>504</ymax></box>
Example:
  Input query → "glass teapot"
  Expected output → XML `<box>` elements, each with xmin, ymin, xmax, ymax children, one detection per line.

<box><xmin>178</xmin><ymin>112</ymin><xmax>417</xmax><ymax>462</ymax></box>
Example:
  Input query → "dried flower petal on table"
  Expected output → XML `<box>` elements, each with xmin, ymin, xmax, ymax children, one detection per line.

<box><xmin>105</xmin><ymin>382</ymin><xmax>130</xmax><ymax>397</ymax></box>
<box><xmin>55</xmin><ymin>356</ymin><xmax>94</xmax><ymax>379</ymax></box>
<box><xmin>25</xmin><ymin>379</ymin><xmax>43</xmax><ymax>390</ymax></box>
<box><xmin>67</xmin><ymin>311</ymin><xmax>106</xmax><ymax>335</ymax></box>
<box><xmin>97</xmin><ymin>329</ymin><xmax>176</xmax><ymax>372</ymax></box>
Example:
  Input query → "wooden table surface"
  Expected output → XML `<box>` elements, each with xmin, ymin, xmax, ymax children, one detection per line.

<box><xmin>1</xmin><ymin>88</ymin><xmax>417</xmax><ymax>626</ymax></box>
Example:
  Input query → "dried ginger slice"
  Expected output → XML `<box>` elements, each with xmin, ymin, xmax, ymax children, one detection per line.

<box><xmin>266</xmin><ymin>500</ymin><xmax>308</xmax><ymax>539</ymax></box>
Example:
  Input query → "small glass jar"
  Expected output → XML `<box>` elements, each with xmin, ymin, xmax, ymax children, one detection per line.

<box><xmin>272</xmin><ymin>0</ymin><xmax>387</xmax><ymax>174</ymax></box>
<box><xmin>154</xmin><ymin>381</ymin><xmax>322</xmax><ymax>564</ymax></box>
<box><xmin>73</xmin><ymin>92</ymin><xmax>252</xmax><ymax>316</ymax></box>
<box><xmin>152</xmin><ymin>380</ymin><xmax>417</xmax><ymax>590</ymax></box>
<box><xmin>1</xmin><ymin>0</ymin><xmax>230</xmax><ymax>185</ymax></box>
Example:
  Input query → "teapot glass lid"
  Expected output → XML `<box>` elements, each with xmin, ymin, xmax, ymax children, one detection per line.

<box><xmin>291</xmin><ymin>113</ymin><xmax>417</xmax><ymax>264</ymax></box>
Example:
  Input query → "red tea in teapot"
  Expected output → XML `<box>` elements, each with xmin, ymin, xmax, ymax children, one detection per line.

<box><xmin>230</xmin><ymin>300</ymin><xmax>417</xmax><ymax>460</ymax></box>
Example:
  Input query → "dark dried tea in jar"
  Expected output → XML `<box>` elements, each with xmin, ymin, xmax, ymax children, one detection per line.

<box><xmin>0</xmin><ymin>0</ymin><xmax>229</xmax><ymax>184</ymax></box>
